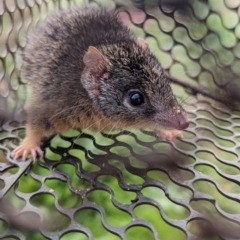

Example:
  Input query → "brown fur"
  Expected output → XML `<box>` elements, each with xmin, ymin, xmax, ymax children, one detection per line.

<box><xmin>13</xmin><ymin>6</ymin><xmax>189</xmax><ymax>160</ymax></box>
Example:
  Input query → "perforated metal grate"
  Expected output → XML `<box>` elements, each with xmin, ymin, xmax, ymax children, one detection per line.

<box><xmin>1</xmin><ymin>0</ymin><xmax>240</xmax><ymax>239</ymax></box>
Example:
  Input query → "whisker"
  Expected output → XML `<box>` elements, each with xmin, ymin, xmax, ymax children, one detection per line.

<box><xmin>178</xmin><ymin>91</ymin><xmax>186</xmax><ymax>105</ymax></box>
<box><xmin>92</xmin><ymin>120</ymin><xmax>113</xmax><ymax>139</ymax></box>
<box><xmin>116</xmin><ymin>121</ymin><xmax>154</xmax><ymax>150</ymax></box>
<box><xmin>50</xmin><ymin>104</ymin><xmax>90</xmax><ymax>120</ymax></box>
<box><xmin>108</xmin><ymin>119</ymin><xmax>121</xmax><ymax>140</ymax></box>
<box><xmin>69</xmin><ymin>131</ymin><xmax>83</xmax><ymax>151</ymax></box>
<box><xmin>179</xmin><ymin>95</ymin><xmax>191</xmax><ymax>107</ymax></box>
<box><xmin>181</xmin><ymin>69</ymin><xmax>201</xmax><ymax>76</ymax></box>
<box><xmin>70</xmin><ymin>116</ymin><xmax>106</xmax><ymax>150</ymax></box>
<box><xmin>84</xmin><ymin>117</ymin><xmax>105</xmax><ymax>132</ymax></box>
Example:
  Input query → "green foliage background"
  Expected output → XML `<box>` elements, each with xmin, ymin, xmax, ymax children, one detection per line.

<box><xmin>1</xmin><ymin>0</ymin><xmax>240</xmax><ymax>239</ymax></box>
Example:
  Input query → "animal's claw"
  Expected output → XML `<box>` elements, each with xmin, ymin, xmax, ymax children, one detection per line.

<box><xmin>13</xmin><ymin>145</ymin><xmax>43</xmax><ymax>161</ymax></box>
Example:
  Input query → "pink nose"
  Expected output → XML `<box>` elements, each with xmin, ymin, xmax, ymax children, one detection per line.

<box><xmin>178</xmin><ymin>116</ymin><xmax>189</xmax><ymax>130</ymax></box>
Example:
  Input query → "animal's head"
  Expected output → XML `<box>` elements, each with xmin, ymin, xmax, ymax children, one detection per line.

<box><xmin>81</xmin><ymin>37</ymin><xmax>189</xmax><ymax>131</ymax></box>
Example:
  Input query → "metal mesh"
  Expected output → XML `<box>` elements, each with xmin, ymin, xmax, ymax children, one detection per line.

<box><xmin>1</xmin><ymin>0</ymin><xmax>240</xmax><ymax>239</ymax></box>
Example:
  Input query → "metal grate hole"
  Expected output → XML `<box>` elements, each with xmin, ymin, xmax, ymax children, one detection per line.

<box><xmin>1</xmin><ymin>0</ymin><xmax>240</xmax><ymax>239</ymax></box>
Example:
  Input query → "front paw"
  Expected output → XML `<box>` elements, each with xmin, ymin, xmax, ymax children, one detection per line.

<box><xmin>155</xmin><ymin>129</ymin><xmax>183</xmax><ymax>141</ymax></box>
<box><xmin>13</xmin><ymin>142</ymin><xmax>43</xmax><ymax>161</ymax></box>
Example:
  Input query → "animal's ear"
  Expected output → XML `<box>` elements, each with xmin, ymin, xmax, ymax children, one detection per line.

<box><xmin>83</xmin><ymin>46</ymin><xmax>108</xmax><ymax>76</ymax></box>
<box><xmin>136</xmin><ymin>37</ymin><xmax>148</xmax><ymax>50</ymax></box>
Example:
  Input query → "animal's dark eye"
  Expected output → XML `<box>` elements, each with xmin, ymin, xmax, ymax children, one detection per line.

<box><xmin>128</xmin><ymin>91</ymin><xmax>145</xmax><ymax>106</ymax></box>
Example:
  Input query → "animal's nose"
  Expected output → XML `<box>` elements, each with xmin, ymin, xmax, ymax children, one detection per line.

<box><xmin>177</xmin><ymin>115</ymin><xmax>189</xmax><ymax>130</ymax></box>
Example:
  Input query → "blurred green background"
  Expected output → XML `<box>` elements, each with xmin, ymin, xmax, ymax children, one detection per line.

<box><xmin>1</xmin><ymin>0</ymin><xmax>240</xmax><ymax>239</ymax></box>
